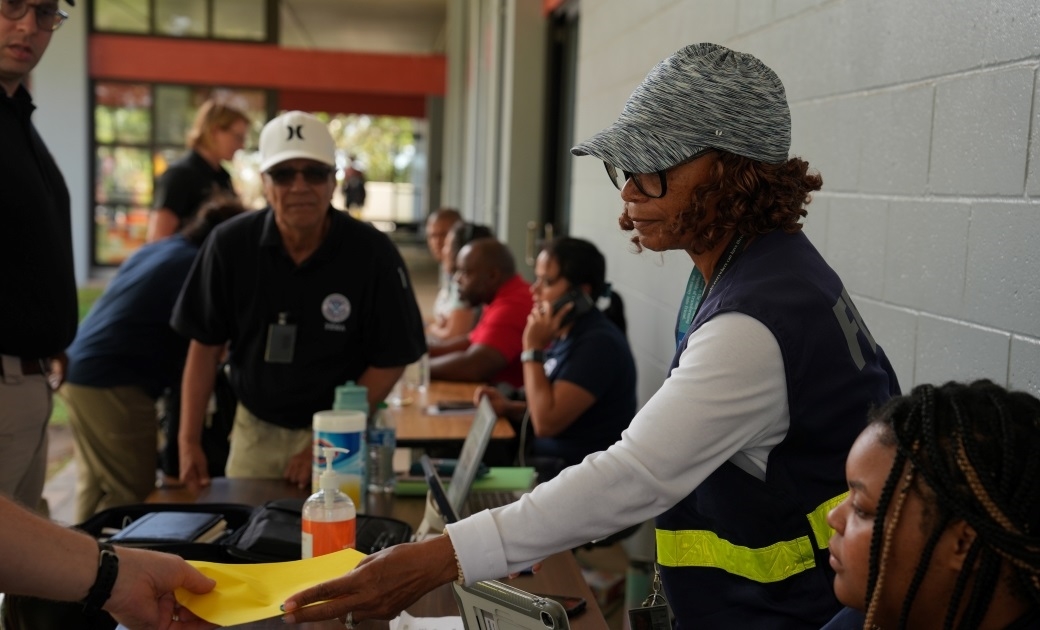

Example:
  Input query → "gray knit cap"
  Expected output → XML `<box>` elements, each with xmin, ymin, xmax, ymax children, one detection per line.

<box><xmin>572</xmin><ymin>43</ymin><xmax>791</xmax><ymax>172</ymax></box>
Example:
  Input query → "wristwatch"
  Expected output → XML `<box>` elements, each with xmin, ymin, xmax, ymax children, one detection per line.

<box><xmin>82</xmin><ymin>541</ymin><xmax>119</xmax><ymax>615</ymax></box>
<box><xmin>520</xmin><ymin>349</ymin><xmax>546</xmax><ymax>364</ymax></box>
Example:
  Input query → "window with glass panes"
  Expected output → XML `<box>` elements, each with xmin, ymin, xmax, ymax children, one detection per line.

<box><xmin>93</xmin><ymin>0</ymin><xmax>273</xmax><ymax>41</ymax></box>
<box><xmin>92</xmin><ymin>81</ymin><xmax>271</xmax><ymax>265</ymax></box>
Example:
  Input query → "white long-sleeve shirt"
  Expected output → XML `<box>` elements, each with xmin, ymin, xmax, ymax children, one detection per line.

<box><xmin>445</xmin><ymin>311</ymin><xmax>790</xmax><ymax>581</ymax></box>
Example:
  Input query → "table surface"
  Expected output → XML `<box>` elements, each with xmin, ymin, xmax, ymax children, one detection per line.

<box><xmin>394</xmin><ymin>381</ymin><xmax>515</xmax><ymax>445</ymax></box>
<box><xmin>149</xmin><ymin>478</ymin><xmax>606</xmax><ymax>630</ymax></box>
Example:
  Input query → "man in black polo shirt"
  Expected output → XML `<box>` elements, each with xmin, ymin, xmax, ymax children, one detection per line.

<box><xmin>172</xmin><ymin>111</ymin><xmax>427</xmax><ymax>489</ymax></box>
<box><xmin>0</xmin><ymin>0</ymin><xmax>78</xmax><ymax>510</ymax></box>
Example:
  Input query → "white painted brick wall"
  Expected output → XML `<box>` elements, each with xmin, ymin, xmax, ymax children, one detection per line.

<box><xmin>915</xmin><ymin>316</ymin><xmax>1010</xmax><ymax>386</ymax></box>
<box><xmin>824</xmin><ymin>197</ymin><xmax>888</xmax><ymax>300</ymax></box>
<box><xmin>930</xmin><ymin>67</ymin><xmax>1034</xmax><ymax>195</ymax></box>
<box><xmin>883</xmin><ymin>200</ymin><xmax>971</xmax><ymax>317</ymax></box>
<box><xmin>569</xmin><ymin>0</ymin><xmax>1040</xmax><ymax>402</ymax></box>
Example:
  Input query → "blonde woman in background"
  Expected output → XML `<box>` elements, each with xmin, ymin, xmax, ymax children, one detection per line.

<box><xmin>146</xmin><ymin>100</ymin><xmax>249</xmax><ymax>242</ymax></box>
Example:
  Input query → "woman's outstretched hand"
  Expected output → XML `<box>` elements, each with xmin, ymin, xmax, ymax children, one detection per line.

<box><xmin>281</xmin><ymin>535</ymin><xmax>460</xmax><ymax>624</ymax></box>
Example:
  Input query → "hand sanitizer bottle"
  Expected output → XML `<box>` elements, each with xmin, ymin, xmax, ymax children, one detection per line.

<box><xmin>302</xmin><ymin>446</ymin><xmax>357</xmax><ymax>558</ymax></box>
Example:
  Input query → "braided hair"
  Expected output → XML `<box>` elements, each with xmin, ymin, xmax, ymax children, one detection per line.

<box><xmin>863</xmin><ymin>380</ymin><xmax>1040</xmax><ymax>629</ymax></box>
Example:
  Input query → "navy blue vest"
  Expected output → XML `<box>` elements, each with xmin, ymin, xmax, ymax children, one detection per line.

<box><xmin>656</xmin><ymin>230</ymin><xmax>899</xmax><ymax>629</ymax></box>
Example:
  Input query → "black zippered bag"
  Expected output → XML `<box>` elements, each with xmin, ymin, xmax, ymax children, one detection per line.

<box><xmin>0</xmin><ymin>500</ymin><xmax>411</xmax><ymax>629</ymax></box>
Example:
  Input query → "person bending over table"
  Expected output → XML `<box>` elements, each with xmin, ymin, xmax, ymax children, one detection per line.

<box><xmin>822</xmin><ymin>380</ymin><xmax>1040</xmax><ymax>630</ymax></box>
<box><xmin>62</xmin><ymin>198</ymin><xmax>244</xmax><ymax>522</ymax></box>
<box><xmin>280</xmin><ymin>43</ymin><xmax>899</xmax><ymax>629</ymax></box>
<box><xmin>475</xmin><ymin>237</ymin><xmax>636</xmax><ymax>480</ymax></box>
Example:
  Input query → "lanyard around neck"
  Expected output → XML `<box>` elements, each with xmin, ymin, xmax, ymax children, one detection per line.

<box><xmin>673</xmin><ymin>234</ymin><xmax>746</xmax><ymax>348</ymax></box>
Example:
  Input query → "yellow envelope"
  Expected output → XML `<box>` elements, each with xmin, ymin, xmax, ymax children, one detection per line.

<box><xmin>175</xmin><ymin>548</ymin><xmax>366</xmax><ymax>626</ymax></box>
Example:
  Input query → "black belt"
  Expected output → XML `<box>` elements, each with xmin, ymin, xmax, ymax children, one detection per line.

<box><xmin>0</xmin><ymin>358</ymin><xmax>48</xmax><ymax>376</ymax></box>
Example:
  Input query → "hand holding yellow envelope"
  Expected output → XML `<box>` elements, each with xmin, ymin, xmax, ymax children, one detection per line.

<box><xmin>175</xmin><ymin>548</ymin><xmax>366</xmax><ymax>626</ymax></box>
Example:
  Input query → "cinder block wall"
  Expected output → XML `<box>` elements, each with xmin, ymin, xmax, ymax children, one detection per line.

<box><xmin>568</xmin><ymin>0</ymin><xmax>1040</xmax><ymax>404</ymax></box>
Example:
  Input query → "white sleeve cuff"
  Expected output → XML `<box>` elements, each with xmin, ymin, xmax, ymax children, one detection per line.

<box><xmin>445</xmin><ymin>510</ymin><xmax>507</xmax><ymax>584</ymax></box>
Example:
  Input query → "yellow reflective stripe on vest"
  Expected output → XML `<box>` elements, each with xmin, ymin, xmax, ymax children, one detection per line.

<box><xmin>655</xmin><ymin>529</ymin><xmax>816</xmax><ymax>583</ymax></box>
<box><xmin>807</xmin><ymin>491</ymin><xmax>847</xmax><ymax>549</ymax></box>
<box><xmin>655</xmin><ymin>492</ymin><xmax>849</xmax><ymax>583</ymax></box>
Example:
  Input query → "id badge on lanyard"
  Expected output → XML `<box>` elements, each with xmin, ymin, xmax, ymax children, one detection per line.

<box><xmin>265</xmin><ymin>312</ymin><xmax>296</xmax><ymax>364</ymax></box>
<box><xmin>628</xmin><ymin>564</ymin><xmax>672</xmax><ymax>630</ymax></box>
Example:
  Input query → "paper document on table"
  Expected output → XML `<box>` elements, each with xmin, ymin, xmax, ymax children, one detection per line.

<box><xmin>174</xmin><ymin>547</ymin><xmax>365</xmax><ymax>626</ymax></box>
<box><xmin>391</xmin><ymin>611</ymin><xmax>464</xmax><ymax>630</ymax></box>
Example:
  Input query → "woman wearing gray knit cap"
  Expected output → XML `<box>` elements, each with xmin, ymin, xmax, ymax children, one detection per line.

<box><xmin>281</xmin><ymin>43</ymin><xmax>900</xmax><ymax>630</ymax></box>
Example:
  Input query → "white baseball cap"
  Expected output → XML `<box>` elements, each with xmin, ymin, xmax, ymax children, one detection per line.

<box><xmin>259</xmin><ymin>111</ymin><xmax>336</xmax><ymax>172</ymax></box>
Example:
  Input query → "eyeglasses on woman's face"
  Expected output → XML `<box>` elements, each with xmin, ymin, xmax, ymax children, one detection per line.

<box><xmin>1</xmin><ymin>0</ymin><xmax>68</xmax><ymax>31</ymax></box>
<box><xmin>603</xmin><ymin>148</ymin><xmax>714</xmax><ymax>198</ymax></box>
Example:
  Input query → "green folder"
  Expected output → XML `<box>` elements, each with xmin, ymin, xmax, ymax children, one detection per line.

<box><xmin>395</xmin><ymin>467</ymin><xmax>536</xmax><ymax>497</ymax></box>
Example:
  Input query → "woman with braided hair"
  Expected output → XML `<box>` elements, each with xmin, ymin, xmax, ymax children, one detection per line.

<box><xmin>825</xmin><ymin>380</ymin><xmax>1040</xmax><ymax>629</ymax></box>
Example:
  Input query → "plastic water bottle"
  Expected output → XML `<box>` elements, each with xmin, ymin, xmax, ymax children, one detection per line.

<box><xmin>368</xmin><ymin>404</ymin><xmax>396</xmax><ymax>494</ymax></box>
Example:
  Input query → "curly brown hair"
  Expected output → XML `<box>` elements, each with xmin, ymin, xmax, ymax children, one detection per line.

<box><xmin>619</xmin><ymin>151</ymin><xmax>822</xmax><ymax>254</ymax></box>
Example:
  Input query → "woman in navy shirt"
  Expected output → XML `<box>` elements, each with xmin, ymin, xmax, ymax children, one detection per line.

<box><xmin>476</xmin><ymin>237</ymin><xmax>636</xmax><ymax>479</ymax></box>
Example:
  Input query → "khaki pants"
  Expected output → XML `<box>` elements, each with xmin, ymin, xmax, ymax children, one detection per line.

<box><xmin>61</xmin><ymin>383</ymin><xmax>159</xmax><ymax>523</ymax></box>
<box><xmin>0</xmin><ymin>356</ymin><xmax>51</xmax><ymax>511</ymax></box>
<box><xmin>224</xmin><ymin>404</ymin><xmax>311</xmax><ymax>479</ymax></box>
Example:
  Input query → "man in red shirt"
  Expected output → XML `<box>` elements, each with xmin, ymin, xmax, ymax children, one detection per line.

<box><xmin>429</xmin><ymin>238</ymin><xmax>531</xmax><ymax>387</ymax></box>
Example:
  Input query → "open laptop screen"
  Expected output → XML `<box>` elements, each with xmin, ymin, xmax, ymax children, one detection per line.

<box><xmin>445</xmin><ymin>394</ymin><xmax>497</xmax><ymax>517</ymax></box>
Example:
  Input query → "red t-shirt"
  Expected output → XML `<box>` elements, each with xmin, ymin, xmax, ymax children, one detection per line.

<box><xmin>468</xmin><ymin>274</ymin><xmax>532</xmax><ymax>388</ymax></box>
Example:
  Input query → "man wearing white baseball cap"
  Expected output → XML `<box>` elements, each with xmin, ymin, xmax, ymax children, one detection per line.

<box><xmin>172</xmin><ymin>111</ymin><xmax>426</xmax><ymax>489</ymax></box>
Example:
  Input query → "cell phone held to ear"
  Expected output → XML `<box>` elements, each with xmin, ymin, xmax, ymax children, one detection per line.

<box><xmin>550</xmin><ymin>289</ymin><xmax>593</xmax><ymax>327</ymax></box>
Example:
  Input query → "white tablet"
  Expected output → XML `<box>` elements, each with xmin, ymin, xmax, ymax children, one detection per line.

<box><xmin>452</xmin><ymin>580</ymin><xmax>571</xmax><ymax>630</ymax></box>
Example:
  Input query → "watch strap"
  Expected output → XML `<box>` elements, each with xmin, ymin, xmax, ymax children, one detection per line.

<box><xmin>82</xmin><ymin>541</ymin><xmax>119</xmax><ymax>614</ymax></box>
<box><xmin>520</xmin><ymin>349</ymin><xmax>546</xmax><ymax>363</ymax></box>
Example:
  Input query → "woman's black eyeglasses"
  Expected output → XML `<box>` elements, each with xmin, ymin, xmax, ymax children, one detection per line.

<box><xmin>265</xmin><ymin>166</ymin><xmax>333</xmax><ymax>186</ymax></box>
<box><xmin>1</xmin><ymin>0</ymin><xmax>69</xmax><ymax>31</ymax></box>
<box><xmin>603</xmin><ymin>148</ymin><xmax>713</xmax><ymax>198</ymax></box>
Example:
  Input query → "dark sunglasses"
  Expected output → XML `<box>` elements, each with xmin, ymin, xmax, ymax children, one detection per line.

<box><xmin>603</xmin><ymin>148</ymin><xmax>714</xmax><ymax>198</ymax></box>
<box><xmin>266</xmin><ymin>165</ymin><xmax>333</xmax><ymax>186</ymax></box>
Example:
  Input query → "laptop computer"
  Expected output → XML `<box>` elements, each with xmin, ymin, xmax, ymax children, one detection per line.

<box><xmin>413</xmin><ymin>395</ymin><xmax>528</xmax><ymax>539</ymax></box>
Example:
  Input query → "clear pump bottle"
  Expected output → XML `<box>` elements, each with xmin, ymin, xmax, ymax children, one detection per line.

<box><xmin>302</xmin><ymin>446</ymin><xmax>357</xmax><ymax>558</ymax></box>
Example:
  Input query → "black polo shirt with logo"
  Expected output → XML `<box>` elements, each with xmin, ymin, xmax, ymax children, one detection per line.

<box><xmin>0</xmin><ymin>85</ymin><xmax>76</xmax><ymax>359</ymax></box>
<box><xmin>171</xmin><ymin>207</ymin><xmax>426</xmax><ymax>428</ymax></box>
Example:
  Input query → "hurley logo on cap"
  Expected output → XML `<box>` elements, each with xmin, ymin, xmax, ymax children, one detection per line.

<box><xmin>259</xmin><ymin>111</ymin><xmax>337</xmax><ymax>173</ymax></box>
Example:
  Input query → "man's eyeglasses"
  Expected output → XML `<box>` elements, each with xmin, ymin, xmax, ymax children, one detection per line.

<box><xmin>603</xmin><ymin>148</ymin><xmax>714</xmax><ymax>198</ymax></box>
<box><xmin>266</xmin><ymin>165</ymin><xmax>333</xmax><ymax>186</ymax></box>
<box><xmin>1</xmin><ymin>0</ymin><xmax>69</xmax><ymax>31</ymax></box>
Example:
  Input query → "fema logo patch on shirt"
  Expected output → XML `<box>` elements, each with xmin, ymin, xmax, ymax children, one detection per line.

<box><xmin>322</xmin><ymin>293</ymin><xmax>350</xmax><ymax>331</ymax></box>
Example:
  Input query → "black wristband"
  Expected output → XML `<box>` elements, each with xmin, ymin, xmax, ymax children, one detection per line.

<box><xmin>520</xmin><ymin>349</ymin><xmax>545</xmax><ymax>363</ymax></box>
<box><xmin>82</xmin><ymin>541</ymin><xmax>119</xmax><ymax>614</ymax></box>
